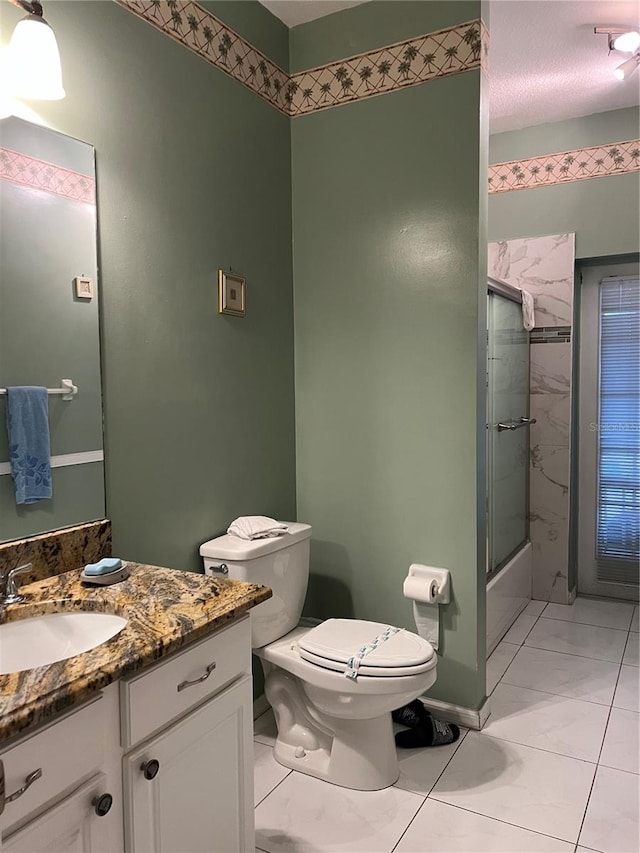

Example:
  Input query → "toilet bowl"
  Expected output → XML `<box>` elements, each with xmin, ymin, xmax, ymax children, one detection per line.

<box><xmin>200</xmin><ymin>522</ymin><xmax>438</xmax><ymax>791</ymax></box>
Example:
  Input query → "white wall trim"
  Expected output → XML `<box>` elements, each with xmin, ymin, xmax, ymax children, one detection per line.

<box><xmin>252</xmin><ymin>691</ymin><xmax>490</xmax><ymax>731</ymax></box>
<box><xmin>0</xmin><ymin>450</ymin><xmax>104</xmax><ymax>476</ymax></box>
<box><xmin>420</xmin><ymin>694</ymin><xmax>491</xmax><ymax>731</ymax></box>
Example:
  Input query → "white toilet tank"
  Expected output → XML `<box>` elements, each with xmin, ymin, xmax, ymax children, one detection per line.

<box><xmin>200</xmin><ymin>522</ymin><xmax>312</xmax><ymax>648</ymax></box>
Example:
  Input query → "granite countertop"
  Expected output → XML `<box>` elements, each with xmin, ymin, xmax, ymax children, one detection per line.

<box><xmin>0</xmin><ymin>563</ymin><xmax>271</xmax><ymax>743</ymax></box>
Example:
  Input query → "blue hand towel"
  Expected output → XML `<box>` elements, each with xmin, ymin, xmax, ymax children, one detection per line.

<box><xmin>6</xmin><ymin>387</ymin><xmax>52</xmax><ymax>505</ymax></box>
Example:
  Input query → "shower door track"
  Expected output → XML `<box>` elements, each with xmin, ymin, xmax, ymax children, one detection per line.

<box><xmin>488</xmin><ymin>277</ymin><xmax>523</xmax><ymax>304</ymax></box>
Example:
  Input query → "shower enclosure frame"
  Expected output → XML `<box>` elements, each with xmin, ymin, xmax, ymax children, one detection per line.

<box><xmin>486</xmin><ymin>277</ymin><xmax>532</xmax><ymax>580</ymax></box>
<box><xmin>486</xmin><ymin>277</ymin><xmax>534</xmax><ymax>654</ymax></box>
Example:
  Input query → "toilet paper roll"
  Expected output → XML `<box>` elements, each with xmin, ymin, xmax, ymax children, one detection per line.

<box><xmin>413</xmin><ymin>601</ymin><xmax>439</xmax><ymax>651</ymax></box>
<box><xmin>403</xmin><ymin>576</ymin><xmax>439</xmax><ymax>604</ymax></box>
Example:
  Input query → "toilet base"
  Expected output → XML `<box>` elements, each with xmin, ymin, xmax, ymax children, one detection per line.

<box><xmin>266</xmin><ymin>669</ymin><xmax>400</xmax><ymax>790</ymax></box>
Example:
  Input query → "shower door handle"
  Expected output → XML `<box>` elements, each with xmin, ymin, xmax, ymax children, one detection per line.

<box><xmin>496</xmin><ymin>417</ymin><xmax>537</xmax><ymax>432</ymax></box>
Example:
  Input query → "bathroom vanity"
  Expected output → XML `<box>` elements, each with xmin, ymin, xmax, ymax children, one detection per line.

<box><xmin>0</xmin><ymin>564</ymin><xmax>270</xmax><ymax>852</ymax></box>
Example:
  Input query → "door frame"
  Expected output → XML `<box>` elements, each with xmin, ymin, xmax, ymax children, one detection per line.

<box><xmin>577</xmin><ymin>260</ymin><xmax>640</xmax><ymax>600</ymax></box>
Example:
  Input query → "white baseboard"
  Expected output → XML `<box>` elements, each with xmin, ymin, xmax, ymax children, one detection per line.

<box><xmin>419</xmin><ymin>694</ymin><xmax>491</xmax><ymax>731</ymax></box>
<box><xmin>253</xmin><ymin>690</ymin><xmax>491</xmax><ymax>731</ymax></box>
<box><xmin>253</xmin><ymin>694</ymin><xmax>270</xmax><ymax>720</ymax></box>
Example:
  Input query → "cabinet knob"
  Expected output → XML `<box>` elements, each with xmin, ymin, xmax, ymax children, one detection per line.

<box><xmin>93</xmin><ymin>793</ymin><xmax>113</xmax><ymax>817</ymax></box>
<box><xmin>141</xmin><ymin>759</ymin><xmax>160</xmax><ymax>780</ymax></box>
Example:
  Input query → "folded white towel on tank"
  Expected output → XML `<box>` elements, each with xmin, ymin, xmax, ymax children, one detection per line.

<box><xmin>227</xmin><ymin>516</ymin><xmax>289</xmax><ymax>540</ymax></box>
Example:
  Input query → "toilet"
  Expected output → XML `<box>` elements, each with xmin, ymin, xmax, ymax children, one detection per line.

<box><xmin>200</xmin><ymin>522</ymin><xmax>437</xmax><ymax>791</ymax></box>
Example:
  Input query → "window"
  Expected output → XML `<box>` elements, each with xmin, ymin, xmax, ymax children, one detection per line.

<box><xmin>596</xmin><ymin>276</ymin><xmax>640</xmax><ymax>585</ymax></box>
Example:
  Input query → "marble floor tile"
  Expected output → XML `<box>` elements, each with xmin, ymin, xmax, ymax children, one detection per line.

<box><xmin>395</xmin><ymin>730</ymin><xmax>468</xmax><ymax>796</ymax></box>
<box><xmin>487</xmin><ymin>642</ymin><xmax>520</xmax><ymax>695</ymax></box>
<box><xmin>254</xmin><ymin>742</ymin><xmax>291</xmax><ymax>806</ymax></box>
<box><xmin>255</xmin><ymin>772</ymin><xmax>424</xmax><ymax>852</ymax></box>
<box><xmin>503</xmin><ymin>612</ymin><xmax>539</xmax><ymax>645</ymax></box>
<box><xmin>431</xmin><ymin>732</ymin><xmax>596</xmax><ymax>842</ymax></box>
<box><xmin>599</xmin><ymin>708</ymin><xmax>640</xmax><ymax>775</ymax></box>
<box><xmin>613</xmin><ymin>665</ymin><xmax>640</xmax><ymax>712</ymax></box>
<box><xmin>502</xmin><ymin>645</ymin><xmax>620</xmax><ymax>705</ymax></box>
<box><xmin>254</xmin><ymin>709</ymin><xmax>277</xmax><ymax>746</ymax></box>
<box><xmin>525</xmin><ymin>618</ymin><xmax>628</xmax><ymax>663</ymax></box>
<box><xmin>623</xmin><ymin>633</ymin><xmax>639</xmax><ymax>667</ymax></box>
<box><xmin>394</xmin><ymin>798</ymin><xmax>574</xmax><ymax>852</ymax></box>
<box><xmin>579</xmin><ymin>766</ymin><xmax>640</xmax><ymax>853</ymax></box>
<box><xmin>481</xmin><ymin>683</ymin><xmax>609</xmax><ymax>762</ymax></box>
<box><xmin>543</xmin><ymin>598</ymin><xmax>635</xmax><ymax>631</ymax></box>
<box><xmin>524</xmin><ymin>600</ymin><xmax>548</xmax><ymax>617</ymax></box>
<box><xmin>631</xmin><ymin>606</ymin><xmax>639</xmax><ymax>633</ymax></box>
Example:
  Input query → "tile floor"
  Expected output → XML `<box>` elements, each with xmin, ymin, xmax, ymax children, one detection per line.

<box><xmin>252</xmin><ymin>597</ymin><xmax>639</xmax><ymax>853</ymax></box>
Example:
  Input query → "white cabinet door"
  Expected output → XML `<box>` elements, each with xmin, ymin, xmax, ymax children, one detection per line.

<box><xmin>3</xmin><ymin>774</ymin><xmax>120</xmax><ymax>853</ymax></box>
<box><xmin>124</xmin><ymin>675</ymin><xmax>254</xmax><ymax>853</ymax></box>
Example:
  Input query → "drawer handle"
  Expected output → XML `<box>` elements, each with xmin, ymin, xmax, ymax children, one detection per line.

<box><xmin>141</xmin><ymin>759</ymin><xmax>160</xmax><ymax>781</ymax></box>
<box><xmin>93</xmin><ymin>793</ymin><xmax>113</xmax><ymax>817</ymax></box>
<box><xmin>6</xmin><ymin>768</ymin><xmax>42</xmax><ymax>804</ymax></box>
<box><xmin>177</xmin><ymin>662</ymin><xmax>216</xmax><ymax>692</ymax></box>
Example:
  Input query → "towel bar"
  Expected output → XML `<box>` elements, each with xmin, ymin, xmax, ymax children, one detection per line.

<box><xmin>0</xmin><ymin>379</ymin><xmax>78</xmax><ymax>401</ymax></box>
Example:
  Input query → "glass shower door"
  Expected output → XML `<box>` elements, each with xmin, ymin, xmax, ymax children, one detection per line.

<box><xmin>487</xmin><ymin>291</ymin><xmax>530</xmax><ymax>575</ymax></box>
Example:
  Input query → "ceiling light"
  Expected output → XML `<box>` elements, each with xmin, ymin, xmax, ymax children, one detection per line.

<box><xmin>614</xmin><ymin>53</ymin><xmax>640</xmax><ymax>81</ymax></box>
<box><xmin>611</xmin><ymin>31</ymin><xmax>640</xmax><ymax>52</ymax></box>
<box><xmin>5</xmin><ymin>1</ymin><xmax>65</xmax><ymax>100</ymax></box>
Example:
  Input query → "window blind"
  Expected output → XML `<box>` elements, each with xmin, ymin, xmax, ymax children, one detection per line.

<box><xmin>596</xmin><ymin>276</ymin><xmax>640</xmax><ymax>586</ymax></box>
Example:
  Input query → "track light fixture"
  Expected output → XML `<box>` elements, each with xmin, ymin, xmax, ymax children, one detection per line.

<box><xmin>594</xmin><ymin>27</ymin><xmax>640</xmax><ymax>81</ymax></box>
<box><xmin>614</xmin><ymin>52</ymin><xmax>640</xmax><ymax>80</ymax></box>
<box><xmin>5</xmin><ymin>0</ymin><xmax>65</xmax><ymax>100</ymax></box>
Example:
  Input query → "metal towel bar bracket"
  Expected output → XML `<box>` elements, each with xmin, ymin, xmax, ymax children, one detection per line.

<box><xmin>496</xmin><ymin>417</ymin><xmax>537</xmax><ymax>432</ymax></box>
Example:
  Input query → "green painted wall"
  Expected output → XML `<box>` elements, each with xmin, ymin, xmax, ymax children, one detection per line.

<box><xmin>489</xmin><ymin>108</ymin><xmax>640</xmax><ymax>259</ymax></box>
<box><xmin>1</xmin><ymin>0</ymin><xmax>491</xmax><ymax>709</ymax></box>
<box><xmin>0</xmin><ymin>1</ymin><xmax>296</xmax><ymax>571</ymax></box>
<box><xmin>291</xmin><ymin>3</ymin><xmax>488</xmax><ymax>710</ymax></box>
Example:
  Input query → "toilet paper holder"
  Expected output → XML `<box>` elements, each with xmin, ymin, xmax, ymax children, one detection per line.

<box><xmin>403</xmin><ymin>564</ymin><xmax>451</xmax><ymax>604</ymax></box>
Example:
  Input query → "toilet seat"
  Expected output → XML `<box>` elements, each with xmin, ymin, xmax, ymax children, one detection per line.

<box><xmin>298</xmin><ymin>618</ymin><xmax>435</xmax><ymax>678</ymax></box>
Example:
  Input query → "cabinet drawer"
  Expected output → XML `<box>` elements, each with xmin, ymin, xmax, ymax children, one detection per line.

<box><xmin>120</xmin><ymin>616</ymin><xmax>251</xmax><ymax>748</ymax></box>
<box><xmin>0</xmin><ymin>697</ymin><xmax>106</xmax><ymax>834</ymax></box>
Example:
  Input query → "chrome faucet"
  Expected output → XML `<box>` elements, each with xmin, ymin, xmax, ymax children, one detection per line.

<box><xmin>0</xmin><ymin>563</ymin><xmax>32</xmax><ymax>618</ymax></box>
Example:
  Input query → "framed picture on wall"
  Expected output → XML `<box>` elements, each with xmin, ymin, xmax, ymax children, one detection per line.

<box><xmin>218</xmin><ymin>270</ymin><xmax>246</xmax><ymax>317</ymax></box>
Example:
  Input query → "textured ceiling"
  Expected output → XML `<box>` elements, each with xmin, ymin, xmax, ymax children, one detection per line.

<box><xmin>490</xmin><ymin>0</ymin><xmax>640</xmax><ymax>133</ymax></box>
<box><xmin>260</xmin><ymin>0</ymin><xmax>366</xmax><ymax>28</ymax></box>
<box><xmin>258</xmin><ymin>0</ymin><xmax>640</xmax><ymax>132</ymax></box>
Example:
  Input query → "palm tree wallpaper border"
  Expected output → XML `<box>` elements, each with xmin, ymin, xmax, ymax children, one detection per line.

<box><xmin>115</xmin><ymin>1</ymin><xmax>638</xmax><ymax>193</ymax></box>
<box><xmin>489</xmin><ymin>140</ymin><xmax>640</xmax><ymax>194</ymax></box>
<box><xmin>115</xmin><ymin>0</ymin><xmax>486</xmax><ymax>116</ymax></box>
<box><xmin>0</xmin><ymin>147</ymin><xmax>96</xmax><ymax>205</ymax></box>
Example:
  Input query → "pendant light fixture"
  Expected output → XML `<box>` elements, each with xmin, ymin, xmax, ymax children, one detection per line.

<box><xmin>6</xmin><ymin>0</ymin><xmax>65</xmax><ymax>100</ymax></box>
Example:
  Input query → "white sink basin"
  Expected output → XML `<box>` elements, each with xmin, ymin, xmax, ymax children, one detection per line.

<box><xmin>0</xmin><ymin>611</ymin><xmax>128</xmax><ymax>675</ymax></box>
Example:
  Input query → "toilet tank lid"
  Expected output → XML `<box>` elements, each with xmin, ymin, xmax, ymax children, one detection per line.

<box><xmin>200</xmin><ymin>521</ymin><xmax>312</xmax><ymax>561</ymax></box>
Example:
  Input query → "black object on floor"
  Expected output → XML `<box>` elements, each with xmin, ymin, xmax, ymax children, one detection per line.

<box><xmin>391</xmin><ymin>699</ymin><xmax>431</xmax><ymax>729</ymax></box>
<box><xmin>395</xmin><ymin>716</ymin><xmax>460</xmax><ymax>749</ymax></box>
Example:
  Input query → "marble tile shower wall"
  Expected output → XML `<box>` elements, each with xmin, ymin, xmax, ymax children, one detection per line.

<box><xmin>488</xmin><ymin>234</ymin><xmax>576</xmax><ymax>603</ymax></box>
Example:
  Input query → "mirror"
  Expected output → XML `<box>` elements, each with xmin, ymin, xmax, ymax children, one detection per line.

<box><xmin>0</xmin><ymin>117</ymin><xmax>105</xmax><ymax>542</ymax></box>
